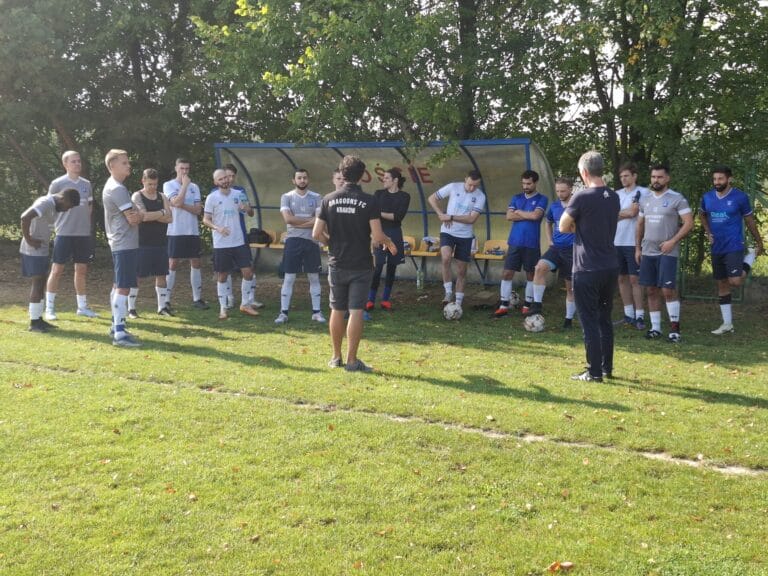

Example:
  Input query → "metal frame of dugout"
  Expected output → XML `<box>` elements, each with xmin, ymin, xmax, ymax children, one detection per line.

<box><xmin>214</xmin><ymin>139</ymin><xmax>555</xmax><ymax>286</ymax></box>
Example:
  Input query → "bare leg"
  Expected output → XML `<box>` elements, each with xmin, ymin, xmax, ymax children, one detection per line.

<box><xmin>329</xmin><ymin>309</ymin><xmax>346</xmax><ymax>360</ymax></box>
<box><xmin>345</xmin><ymin>309</ymin><xmax>364</xmax><ymax>363</ymax></box>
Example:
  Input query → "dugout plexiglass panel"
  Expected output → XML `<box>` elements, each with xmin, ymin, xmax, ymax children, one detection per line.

<box><xmin>214</xmin><ymin>139</ymin><xmax>555</xmax><ymax>250</ymax></box>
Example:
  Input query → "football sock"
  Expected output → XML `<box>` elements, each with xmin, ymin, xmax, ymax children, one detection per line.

<box><xmin>191</xmin><ymin>267</ymin><xmax>203</xmax><ymax>301</ymax></box>
<box><xmin>525</xmin><ymin>281</ymin><xmax>534</xmax><ymax>302</ymax></box>
<box><xmin>382</xmin><ymin>285</ymin><xmax>392</xmax><ymax>302</ymax></box>
<box><xmin>128</xmin><ymin>287</ymin><xmax>139</xmax><ymax>310</ymax></box>
<box><xmin>500</xmin><ymin>279</ymin><xmax>512</xmax><ymax>302</ymax></box>
<box><xmin>217</xmin><ymin>281</ymin><xmax>228</xmax><ymax>313</ymax></box>
<box><xmin>533</xmin><ymin>284</ymin><xmax>545</xmax><ymax>304</ymax></box>
<box><xmin>650</xmin><ymin>311</ymin><xmax>662</xmax><ymax>332</ymax></box>
<box><xmin>367</xmin><ymin>289</ymin><xmax>377</xmax><ymax>303</ymax></box>
<box><xmin>155</xmin><ymin>286</ymin><xmax>167</xmax><ymax>311</ymax></box>
<box><xmin>45</xmin><ymin>291</ymin><xmax>56</xmax><ymax>312</ymax></box>
<box><xmin>308</xmin><ymin>273</ymin><xmax>321</xmax><ymax>311</ymax></box>
<box><xmin>281</xmin><ymin>273</ymin><xmax>296</xmax><ymax>312</ymax></box>
<box><xmin>666</xmin><ymin>300</ymin><xmax>680</xmax><ymax>324</ymax></box>
<box><xmin>241</xmin><ymin>278</ymin><xmax>252</xmax><ymax>307</ymax></box>
<box><xmin>565</xmin><ymin>300</ymin><xmax>576</xmax><ymax>319</ymax></box>
<box><xmin>112</xmin><ymin>294</ymin><xmax>128</xmax><ymax>337</ymax></box>
<box><xmin>76</xmin><ymin>294</ymin><xmax>88</xmax><ymax>310</ymax></box>
<box><xmin>29</xmin><ymin>302</ymin><xmax>43</xmax><ymax>321</ymax></box>
<box><xmin>624</xmin><ymin>304</ymin><xmax>635</xmax><ymax>318</ymax></box>
<box><xmin>443</xmin><ymin>282</ymin><xmax>453</xmax><ymax>295</ymax></box>
<box><xmin>635</xmin><ymin>309</ymin><xmax>645</xmax><ymax>320</ymax></box>
<box><xmin>165</xmin><ymin>270</ymin><xmax>176</xmax><ymax>299</ymax></box>
<box><xmin>455</xmin><ymin>292</ymin><xmax>464</xmax><ymax>306</ymax></box>
<box><xmin>718</xmin><ymin>294</ymin><xmax>733</xmax><ymax>325</ymax></box>
<box><xmin>226</xmin><ymin>275</ymin><xmax>233</xmax><ymax>301</ymax></box>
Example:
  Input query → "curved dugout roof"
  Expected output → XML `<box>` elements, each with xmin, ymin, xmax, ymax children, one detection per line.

<box><xmin>214</xmin><ymin>139</ymin><xmax>555</xmax><ymax>245</ymax></box>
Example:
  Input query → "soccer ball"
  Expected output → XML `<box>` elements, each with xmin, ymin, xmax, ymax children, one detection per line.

<box><xmin>523</xmin><ymin>313</ymin><xmax>545</xmax><ymax>332</ymax></box>
<box><xmin>509</xmin><ymin>291</ymin><xmax>520</xmax><ymax>307</ymax></box>
<box><xmin>443</xmin><ymin>302</ymin><xmax>463</xmax><ymax>321</ymax></box>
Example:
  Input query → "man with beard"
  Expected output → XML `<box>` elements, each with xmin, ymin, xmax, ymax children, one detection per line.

<box><xmin>275</xmin><ymin>168</ymin><xmax>325</xmax><ymax>325</ymax></box>
<box><xmin>635</xmin><ymin>164</ymin><xmax>694</xmax><ymax>343</ymax></box>
<box><xmin>700</xmin><ymin>164</ymin><xmax>764</xmax><ymax>334</ymax></box>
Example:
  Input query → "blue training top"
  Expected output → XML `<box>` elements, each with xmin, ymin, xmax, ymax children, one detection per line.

<box><xmin>507</xmin><ymin>192</ymin><xmax>548</xmax><ymax>248</ymax></box>
<box><xmin>546</xmin><ymin>200</ymin><xmax>574</xmax><ymax>248</ymax></box>
<box><xmin>700</xmin><ymin>187</ymin><xmax>752</xmax><ymax>254</ymax></box>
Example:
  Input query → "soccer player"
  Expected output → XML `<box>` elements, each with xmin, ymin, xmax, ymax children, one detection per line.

<box><xmin>331</xmin><ymin>168</ymin><xmax>345</xmax><ymax>192</ymax></box>
<box><xmin>635</xmin><ymin>164</ymin><xmax>694</xmax><ymax>343</ymax></box>
<box><xmin>531</xmin><ymin>177</ymin><xmax>576</xmax><ymax>327</ymax></box>
<box><xmin>163</xmin><ymin>157</ymin><xmax>209</xmax><ymax>310</ymax></box>
<box><xmin>45</xmin><ymin>150</ymin><xmax>97</xmax><ymax>320</ymax></box>
<box><xmin>614</xmin><ymin>162</ymin><xmax>649</xmax><ymax>329</ymax></box>
<box><xmin>202</xmin><ymin>169</ymin><xmax>259</xmax><ymax>320</ymax></box>
<box><xmin>427</xmin><ymin>170</ymin><xmax>486</xmax><ymax>310</ymax></box>
<box><xmin>129</xmin><ymin>169</ymin><xmax>173</xmax><ymax>318</ymax></box>
<box><xmin>102</xmin><ymin>149</ymin><xmax>143</xmax><ymax>347</ymax></box>
<box><xmin>700</xmin><ymin>164</ymin><xmax>765</xmax><ymax>334</ymax></box>
<box><xmin>222</xmin><ymin>163</ymin><xmax>262</xmax><ymax>310</ymax></box>
<box><xmin>559</xmin><ymin>151</ymin><xmax>620</xmax><ymax>382</ymax></box>
<box><xmin>366</xmin><ymin>167</ymin><xmax>411</xmax><ymax>311</ymax></box>
<box><xmin>20</xmin><ymin>188</ymin><xmax>80</xmax><ymax>332</ymax></box>
<box><xmin>494</xmin><ymin>170</ymin><xmax>548</xmax><ymax>317</ymax></box>
<box><xmin>313</xmin><ymin>155</ymin><xmax>396</xmax><ymax>372</ymax></box>
<box><xmin>275</xmin><ymin>168</ymin><xmax>325</xmax><ymax>325</ymax></box>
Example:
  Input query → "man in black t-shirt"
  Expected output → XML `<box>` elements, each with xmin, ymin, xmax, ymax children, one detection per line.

<box><xmin>559</xmin><ymin>151</ymin><xmax>620</xmax><ymax>382</ymax></box>
<box><xmin>313</xmin><ymin>156</ymin><xmax>397</xmax><ymax>372</ymax></box>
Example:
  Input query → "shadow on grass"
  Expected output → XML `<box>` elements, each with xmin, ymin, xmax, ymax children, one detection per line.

<box><xmin>603</xmin><ymin>378</ymin><xmax>768</xmax><ymax>410</ymax></box>
<box><xmin>41</xmin><ymin>328</ymin><xmax>322</xmax><ymax>374</ymax></box>
<box><xmin>375</xmin><ymin>370</ymin><xmax>630</xmax><ymax>412</ymax></box>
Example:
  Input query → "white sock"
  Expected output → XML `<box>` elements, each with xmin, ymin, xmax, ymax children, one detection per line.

<box><xmin>455</xmin><ymin>292</ymin><xmax>464</xmax><ymax>306</ymax></box>
<box><xmin>443</xmin><ymin>282</ymin><xmax>453</xmax><ymax>296</ymax></box>
<box><xmin>744</xmin><ymin>249</ymin><xmax>756</xmax><ymax>267</ymax></box>
<box><xmin>217</xmin><ymin>281</ymin><xmax>228</xmax><ymax>313</ymax></box>
<box><xmin>525</xmin><ymin>281</ymin><xmax>534</xmax><ymax>302</ymax></box>
<box><xmin>635</xmin><ymin>308</ymin><xmax>645</xmax><ymax>320</ymax></box>
<box><xmin>226</xmin><ymin>275</ymin><xmax>233</xmax><ymax>300</ymax></box>
<box><xmin>650</xmin><ymin>311</ymin><xmax>662</xmax><ymax>332</ymax></box>
<box><xmin>666</xmin><ymin>300</ymin><xmax>680</xmax><ymax>323</ymax></box>
<box><xmin>128</xmin><ymin>287</ymin><xmax>139</xmax><ymax>310</ymax></box>
<box><xmin>250</xmin><ymin>278</ymin><xmax>257</xmax><ymax>304</ymax></box>
<box><xmin>76</xmin><ymin>294</ymin><xmax>88</xmax><ymax>310</ymax></box>
<box><xmin>113</xmin><ymin>294</ymin><xmax>128</xmax><ymax>336</ymax></box>
<box><xmin>166</xmin><ymin>270</ymin><xmax>176</xmax><ymax>299</ymax></box>
<box><xmin>29</xmin><ymin>302</ymin><xmax>43</xmax><ymax>320</ymax></box>
<box><xmin>308</xmin><ymin>273</ymin><xmax>321</xmax><ymax>311</ymax></box>
<box><xmin>565</xmin><ymin>300</ymin><xmax>576</xmax><ymax>319</ymax></box>
<box><xmin>241</xmin><ymin>278</ymin><xmax>252</xmax><ymax>307</ymax></box>
<box><xmin>191</xmin><ymin>267</ymin><xmax>203</xmax><ymax>301</ymax></box>
<box><xmin>45</xmin><ymin>292</ymin><xmax>56</xmax><ymax>312</ymax></box>
<box><xmin>500</xmin><ymin>279</ymin><xmax>512</xmax><ymax>304</ymax></box>
<box><xmin>533</xmin><ymin>284</ymin><xmax>546</xmax><ymax>304</ymax></box>
<box><xmin>624</xmin><ymin>304</ymin><xmax>635</xmax><ymax>318</ymax></box>
<box><xmin>155</xmin><ymin>286</ymin><xmax>167</xmax><ymax>311</ymax></box>
<box><xmin>720</xmin><ymin>303</ymin><xmax>733</xmax><ymax>325</ymax></box>
<box><xmin>281</xmin><ymin>273</ymin><xmax>296</xmax><ymax>313</ymax></box>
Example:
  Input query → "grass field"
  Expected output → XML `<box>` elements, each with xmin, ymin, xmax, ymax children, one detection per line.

<box><xmin>1</xmin><ymin>244</ymin><xmax>766</xmax><ymax>575</ymax></box>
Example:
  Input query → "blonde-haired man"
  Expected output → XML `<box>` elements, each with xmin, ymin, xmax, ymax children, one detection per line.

<box><xmin>103</xmin><ymin>149</ymin><xmax>142</xmax><ymax>347</ymax></box>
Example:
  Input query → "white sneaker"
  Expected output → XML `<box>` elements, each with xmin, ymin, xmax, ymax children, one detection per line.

<box><xmin>76</xmin><ymin>307</ymin><xmax>98</xmax><ymax>318</ymax></box>
<box><xmin>711</xmin><ymin>323</ymin><xmax>734</xmax><ymax>335</ymax></box>
<box><xmin>311</xmin><ymin>312</ymin><xmax>326</xmax><ymax>323</ymax></box>
<box><xmin>251</xmin><ymin>300</ymin><xmax>265</xmax><ymax>309</ymax></box>
<box><xmin>45</xmin><ymin>310</ymin><xmax>58</xmax><ymax>321</ymax></box>
<box><xmin>274</xmin><ymin>312</ymin><xmax>289</xmax><ymax>324</ymax></box>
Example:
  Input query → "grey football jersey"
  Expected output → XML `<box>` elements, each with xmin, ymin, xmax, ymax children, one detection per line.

<box><xmin>48</xmin><ymin>175</ymin><xmax>92</xmax><ymax>236</ymax></box>
<box><xmin>103</xmin><ymin>177</ymin><xmax>139</xmax><ymax>251</ymax></box>
<box><xmin>639</xmin><ymin>190</ymin><xmax>691</xmax><ymax>257</ymax></box>
<box><xmin>20</xmin><ymin>196</ymin><xmax>57</xmax><ymax>256</ymax></box>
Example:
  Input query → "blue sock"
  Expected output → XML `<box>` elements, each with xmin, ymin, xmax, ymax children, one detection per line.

<box><xmin>367</xmin><ymin>289</ymin><xmax>377</xmax><ymax>302</ymax></box>
<box><xmin>382</xmin><ymin>286</ymin><xmax>392</xmax><ymax>301</ymax></box>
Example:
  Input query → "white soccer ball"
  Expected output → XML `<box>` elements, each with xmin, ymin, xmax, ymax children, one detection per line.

<box><xmin>509</xmin><ymin>291</ymin><xmax>520</xmax><ymax>307</ymax></box>
<box><xmin>523</xmin><ymin>313</ymin><xmax>545</xmax><ymax>332</ymax></box>
<box><xmin>443</xmin><ymin>302</ymin><xmax>463</xmax><ymax>321</ymax></box>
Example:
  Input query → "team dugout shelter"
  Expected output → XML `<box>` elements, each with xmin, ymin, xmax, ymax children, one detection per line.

<box><xmin>214</xmin><ymin>139</ymin><xmax>555</xmax><ymax>284</ymax></box>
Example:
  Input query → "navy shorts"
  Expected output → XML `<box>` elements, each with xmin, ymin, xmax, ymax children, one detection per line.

<box><xmin>138</xmin><ymin>245</ymin><xmax>169</xmax><ymax>278</ymax></box>
<box><xmin>374</xmin><ymin>227</ymin><xmax>405</xmax><ymax>266</ymax></box>
<box><xmin>52</xmin><ymin>235</ymin><xmax>92</xmax><ymax>264</ymax></box>
<box><xmin>21</xmin><ymin>255</ymin><xmax>49</xmax><ymax>277</ymax></box>
<box><xmin>168</xmin><ymin>235</ymin><xmax>201</xmax><ymax>259</ymax></box>
<box><xmin>505</xmin><ymin>245</ymin><xmax>540</xmax><ymax>273</ymax></box>
<box><xmin>213</xmin><ymin>245</ymin><xmax>252</xmax><ymax>273</ymax></box>
<box><xmin>712</xmin><ymin>251</ymin><xmax>744</xmax><ymax>280</ymax></box>
<box><xmin>440</xmin><ymin>233</ymin><xmax>473</xmax><ymax>263</ymax></box>
<box><xmin>112</xmin><ymin>249</ymin><xmax>139</xmax><ymax>289</ymax></box>
<box><xmin>639</xmin><ymin>254</ymin><xmax>678</xmax><ymax>289</ymax></box>
<box><xmin>616</xmin><ymin>246</ymin><xmax>640</xmax><ymax>276</ymax></box>
<box><xmin>540</xmin><ymin>246</ymin><xmax>573</xmax><ymax>281</ymax></box>
<box><xmin>328</xmin><ymin>267</ymin><xmax>372</xmax><ymax>311</ymax></box>
<box><xmin>283</xmin><ymin>237</ymin><xmax>322</xmax><ymax>274</ymax></box>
